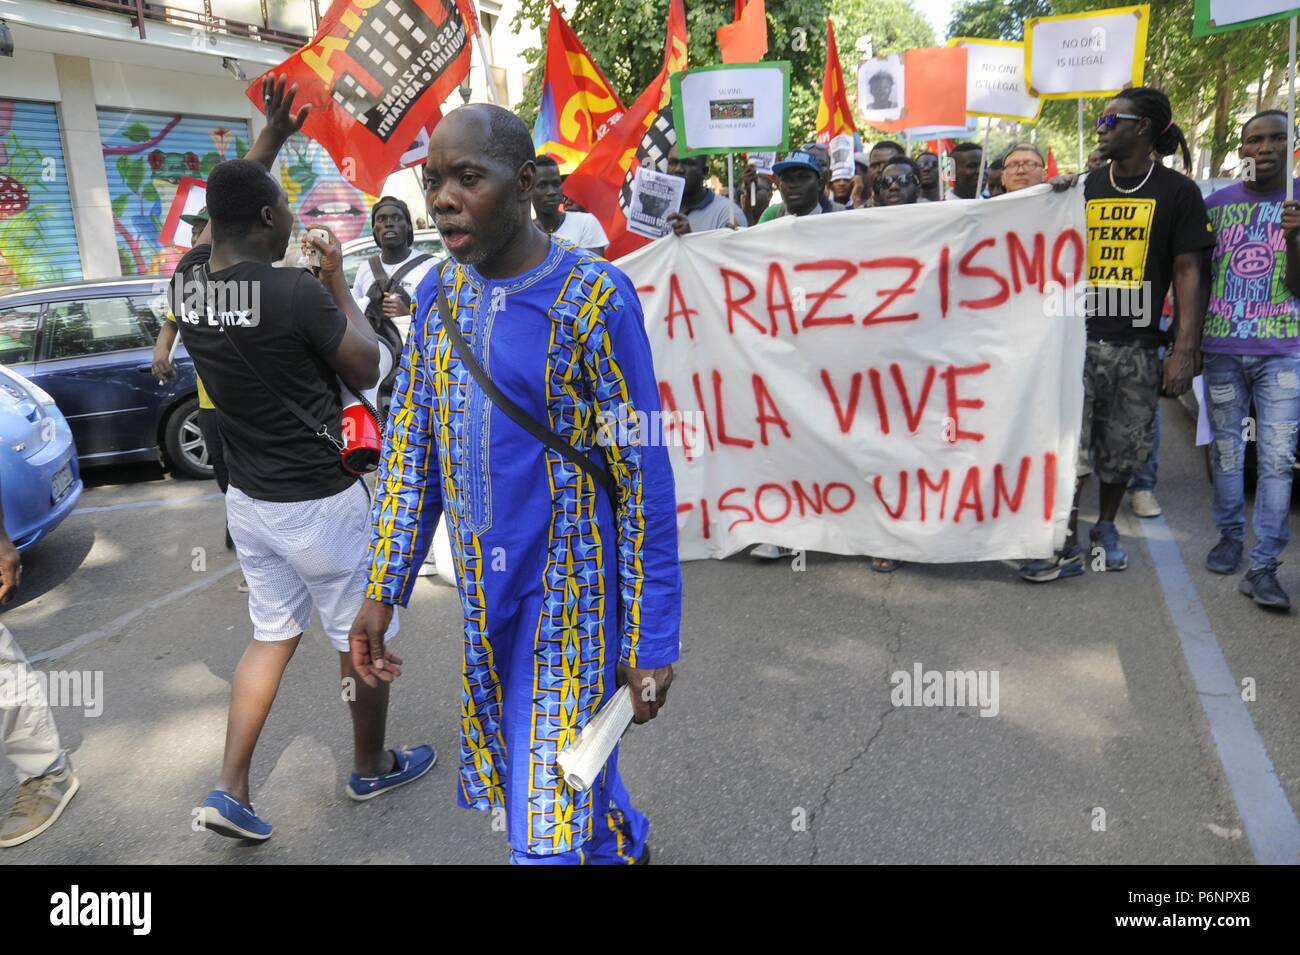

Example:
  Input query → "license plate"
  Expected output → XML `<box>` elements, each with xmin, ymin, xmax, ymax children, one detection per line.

<box><xmin>50</xmin><ymin>462</ymin><xmax>73</xmax><ymax>503</ymax></box>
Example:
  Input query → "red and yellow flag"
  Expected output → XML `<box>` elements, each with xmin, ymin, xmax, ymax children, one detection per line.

<box><xmin>717</xmin><ymin>0</ymin><xmax>768</xmax><ymax>65</ymax></box>
<box><xmin>247</xmin><ymin>0</ymin><xmax>479</xmax><ymax>196</ymax></box>
<box><xmin>814</xmin><ymin>19</ymin><xmax>855</xmax><ymax>145</ymax></box>
<box><xmin>564</xmin><ymin>0</ymin><xmax>688</xmax><ymax>258</ymax></box>
<box><xmin>531</xmin><ymin>2</ymin><xmax>626</xmax><ymax>174</ymax></box>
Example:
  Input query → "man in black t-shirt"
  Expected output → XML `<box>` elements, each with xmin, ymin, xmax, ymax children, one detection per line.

<box><xmin>1023</xmin><ymin>87</ymin><xmax>1213</xmax><ymax>583</ymax></box>
<box><xmin>175</xmin><ymin>81</ymin><xmax>435</xmax><ymax>841</ymax></box>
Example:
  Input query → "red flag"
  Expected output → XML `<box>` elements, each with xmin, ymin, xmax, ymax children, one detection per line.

<box><xmin>247</xmin><ymin>0</ymin><xmax>479</xmax><ymax>196</ymax></box>
<box><xmin>532</xmin><ymin>2</ymin><xmax>626</xmax><ymax>174</ymax></box>
<box><xmin>867</xmin><ymin>47</ymin><xmax>968</xmax><ymax>133</ymax></box>
<box><xmin>717</xmin><ymin>0</ymin><xmax>767</xmax><ymax>64</ymax></box>
<box><xmin>564</xmin><ymin>0</ymin><xmax>688</xmax><ymax>259</ymax></box>
<box><xmin>814</xmin><ymin>19</ymin><xmax>854</xmax><ymax>144</ymax></box>
<box><xmin>1046</xmin><ymin>146</ymin><xmax>1059</xmax><ymax>178</ymax></box>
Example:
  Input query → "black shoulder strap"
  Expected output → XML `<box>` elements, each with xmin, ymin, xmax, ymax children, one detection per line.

<box><xmin>368</xmin><ymin>255</ymin><xmax>387</xmax><ymax>291</ymax></box>
<box><xmin>386</xmin><ymin>253</ymin><xmax>433</xmax><ymax>291</ymax></box>
<box><xmin>432</xmin><ymin>263</ymin><xmax>617</xmax><ymax>501</ymax></box>
<box><xmin>196</xmin><ymin>263</ymin><xmax>344</xmax><ymax>453</ymax></box>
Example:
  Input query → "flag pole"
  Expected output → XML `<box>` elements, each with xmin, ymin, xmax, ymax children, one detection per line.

<box><xmin>1289</xmin><ymin>17</ymin><xmax>1296</xmax><ymax>202</ymax></box>
<box><xmin>1077</xmin><ymin>98</ymin><xmax>1084</xmax><ymax>173</ymax></box>
<box><xmin>727</xmin><ymin>153</ymin><xmax>738</xmax><ymax>227</ymax></box>
<box><xmin>473</xmin><ymin>18</ymin><xmax>501</xmax><ymax>105</ymax></box>
<box><xmin>977</xmin><ymin>116</ymin><xmax>990</xmax><ymax>197</ymax></box>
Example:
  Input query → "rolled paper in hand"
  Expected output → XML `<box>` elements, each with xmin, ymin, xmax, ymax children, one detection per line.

<box><xmin>557</xmin><ymin>684</ymin><xmax>634</xmax><ymax>792</ymax></box>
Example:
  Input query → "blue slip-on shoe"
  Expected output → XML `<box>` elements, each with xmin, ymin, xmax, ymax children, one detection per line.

<box><xmin>1019</xmin><ymin>543</ymin><xmax>1085</xmax><ymax>583</ymax></box>
<box><xmin>346</xmin><ymin>744</ymin><xmax>437</xmax><ymax>802</ymax></box>
<box><xmin>1088</xmin><ymin>522</ymin><xmax>1129</xmax><ymax>571</ymax></box>
<box><xmin>1206</xmin><ymin>535</ymin><xmax>1243</xmax><ymax>575</ymax></box>
<box><xmin>196</xmin><ymin>790</ymin><xmax>272</xmax><ymax>841</ymax></box>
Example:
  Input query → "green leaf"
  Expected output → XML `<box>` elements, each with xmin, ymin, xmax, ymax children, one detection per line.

<box><xmin>141</xmin><ymin>182</ymin><xmax>159</xmax><ymax>203</ymax></box>
<box><xmin>117</xmin><ymin>155</ymin><xmax>145</xmax><ymax>193</ymax></box>
<box><xmin>111</xmin><ymin>192</ymin><xmax>129</xmax><ymax>218</ymax></box>
<box><xmin>123</xmin><ymin>122</ymin><xmax>152</xmax><ymax>144</ymax></box>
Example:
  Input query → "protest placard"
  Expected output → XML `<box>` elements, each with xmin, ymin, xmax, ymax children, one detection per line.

<box><xmin>828</xmin><ymin>134</ymin><xmax>855</xmax><ymax>181</ymax></box>
<box><xmin>748</xmin><ymin>151</ymin><xmax>776</xmax><ymax>175</ymax></box>
<box><xmin>949</xmin><ymin>37</ymin><xmax>1042</xmax><ymax>121</ymax></box>
<box><xmin>159</xmin><ymin>177</ymin><xmax>207</xmax><ymax>250</ymax></box>
<box><xmin>1195</xmin><ymin>0</ymin><xmax>1300</xmax><ymax>35</ymax></box>
<box><xmin>670</xmin><ymin>62</ymin><xmax>791</xmax><ymax>155</ymax></box>
<box><xmin>859</xmin><ymin>55</ymin><xmax>905</xmax><ymax>123</ymax></box>
<box><xmin>1025</xmin><ymin>5</ymin><xmax>1149</xmax><ymax>98</ymax></box>
<box><xmin>626</xmin><ymin>166</ymin><xmax>686</xmax><ymax>239</ymax></box>
<box><xmin>616</xmin><ymin>187</ymin><xmax>1087</xmax><ymax>562</ymax></box>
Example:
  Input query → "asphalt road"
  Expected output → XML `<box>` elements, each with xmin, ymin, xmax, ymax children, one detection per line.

<box><xmin>1</xmin><ymin>399</ymin><xmax>1296</xmax><ymax>864</ymax></box>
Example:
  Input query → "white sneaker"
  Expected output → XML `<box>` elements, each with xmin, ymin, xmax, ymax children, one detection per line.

<box><xmin>1130</xmin><ymin>489</ymin><xmax>1161</xmax><ymax>518</ymax></box>
<box><xmin>750</xmin><ymin>543</ymin><xmax>795</xmax><ymax>560</ymax></box>
<box><xmin>416</xmin><ymin>560</ymin><xmax>438</xmax><ymax>577</ymax></box>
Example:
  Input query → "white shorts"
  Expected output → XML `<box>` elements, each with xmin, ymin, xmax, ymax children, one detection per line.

<box><xmin>226</xmin><ymin>481</ymin><xmax>397</xmax><ymax>652</ymax></box>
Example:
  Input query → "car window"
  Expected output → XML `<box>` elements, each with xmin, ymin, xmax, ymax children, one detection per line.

<box><xmin>0</xmin><ymin>304</ymin><xmax>42</xmax><ymax>365</ymax></box>
<box><xmin>42</xmin><ymin>296</ymin><xmax>156</xmax><ymax>361</ymax></box>
<box><xmin>342</xmin><ymin>243</ymin><xmax>375</xmax><ymax>286</ymax></box>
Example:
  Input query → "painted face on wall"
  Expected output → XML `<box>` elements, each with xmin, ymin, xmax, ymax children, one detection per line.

<box><xmin>297</xmin><ymin>179</ymin><xmax>368</xmax><ymax>243</ymax></box>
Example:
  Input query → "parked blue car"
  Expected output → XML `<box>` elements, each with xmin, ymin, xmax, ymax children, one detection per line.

<box><xmin>0</xmin><ymin>277</ymin><xmax>211</xmax><ymax>480</ymax></box>
<box><xmin>0</xmin><ymin>363</ymin><xmax>82</xmax><ymax>552</ymax></box>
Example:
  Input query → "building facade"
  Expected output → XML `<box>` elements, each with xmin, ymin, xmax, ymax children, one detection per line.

<box><xmin>0</xmin><ymin>0</ymin><xmax>531</xmax><ymax>290</ymax></box>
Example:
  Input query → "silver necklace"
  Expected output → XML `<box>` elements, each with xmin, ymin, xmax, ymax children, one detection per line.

<box><xmin>1109</xmin><ymin>161</ymin><xmax>1156</xmax><ymax>194</ymax></box>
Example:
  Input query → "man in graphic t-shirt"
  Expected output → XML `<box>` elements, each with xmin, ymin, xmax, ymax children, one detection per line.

<box><xmin>1023</xmin><ymin>87</ymin><xmax>1214</xmax><ymax>583</ymax></box>
<box><xmin>1200</xmin><ymin>109</ymin><xmax>1300</xmax><ymax>610</ymax></box>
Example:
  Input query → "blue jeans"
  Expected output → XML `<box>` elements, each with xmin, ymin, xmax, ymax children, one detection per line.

<box><xmin>1129</xmin><ymin>402</ymin><xmax>1160</xmax><ymax>491</ymax></box>
<box><xmin>1204</xmin><ymin>352</ymin><xmax>1300</xmax><ymax>570</ymax></box>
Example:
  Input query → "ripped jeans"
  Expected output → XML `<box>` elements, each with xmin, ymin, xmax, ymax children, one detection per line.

<box><xmin>1204</xmin><ymin>352</ymin><xmax>1300</xmax><ymax>570</ymax></box>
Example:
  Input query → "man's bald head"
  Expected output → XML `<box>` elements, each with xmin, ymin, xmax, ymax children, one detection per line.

<box><xmin>431</xmin><ymin>104</ymin><xmax>536</xmax><ymax>176</ymax></box>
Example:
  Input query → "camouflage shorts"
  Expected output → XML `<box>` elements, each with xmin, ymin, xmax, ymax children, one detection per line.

<box><xmin>1078</xmin><ymin>340</ymin><xmax>1161</xmax><ymax>484</ymax></box>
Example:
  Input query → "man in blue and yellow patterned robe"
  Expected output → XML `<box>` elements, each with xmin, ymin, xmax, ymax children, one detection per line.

<box><xmin>348</xmin><ymin>105</ymin><xmax>682</xmax><ymax>864</ymax></box>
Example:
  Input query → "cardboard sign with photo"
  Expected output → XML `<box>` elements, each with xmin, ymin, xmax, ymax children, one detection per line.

<box><xmin>627</xmin><ymin>166</ymin><xmax>686</xmax><ymax>239</ymax></box>
<box><xmin>859</xmin><ymin>55</ymin><xmax>904</xmax><ymax>122</ymax></box>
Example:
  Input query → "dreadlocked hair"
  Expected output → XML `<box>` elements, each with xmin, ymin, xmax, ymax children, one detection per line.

<box><xmin>1122</xmin><ymin>86</ymin><xmax>1192</xmax><ymax>170</ymax></box>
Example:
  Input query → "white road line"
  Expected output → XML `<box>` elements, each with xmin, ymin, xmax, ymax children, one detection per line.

<box><xmin>1138</xmin><ymin>513</ymin><xmax>1300</xmax><ymax>864</ymax></box>
<box><xmin>28</xmin><ymin>562</ymin><xmax>241</xmax><ymax>665</ymax></box>
<box><xmin>72</xmin><ymin>492</ymin><xmax>225</xmax><ymax>515</ymax></box>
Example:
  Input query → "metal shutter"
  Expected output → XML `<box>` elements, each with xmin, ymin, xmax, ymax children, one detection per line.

<box><xmin>0</xmin><ymin>99</ymin><xmax>83</xmax><ymax>291</ymax></box>
<box><xmin>97</xmin><ymin>108</ymin><xmax>250</xmax><ymax>277</ymax></box>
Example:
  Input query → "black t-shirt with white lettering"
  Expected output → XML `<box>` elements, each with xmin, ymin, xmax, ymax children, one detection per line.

<box><xmin>1083</xmin><ymin>163</ymin><xmax>1214</xmax><ymax>346</ymax></box>
<box><xmin>171</xmin><ymin>244</ymin><xmax>354</xmax><ymax>502</ymax></box>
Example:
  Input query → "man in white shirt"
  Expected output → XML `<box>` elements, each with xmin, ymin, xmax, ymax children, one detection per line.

<box><xmin>349</xmin><ymin>196</ymin><xmax>438</xmax><ymax>335</ymax></box>
<box><xmin>532</xmin><ymin>155</ymin><xmax>608</xmax><ymax>255</ymax></box>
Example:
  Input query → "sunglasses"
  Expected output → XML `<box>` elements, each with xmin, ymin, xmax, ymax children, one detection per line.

<box><xmin>877</xmin><ymin>173</ymin><xmax>916</xmax><ymax>189</ymax></box>
<box><xmin>1095</xmin><ymin>112</ymin><xmax>1141</xmax><ymax>131</ymax></box>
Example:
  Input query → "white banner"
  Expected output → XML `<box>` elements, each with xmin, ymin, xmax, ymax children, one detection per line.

<box><xmin>618</xmin><ymin>187</ymin><xmax>1087</xmax><ymax>563</ymax></box>
<box><xmin>1026</xmin><ymin>5</ymin><xmax>1149</xmax><ymax>98</ymax></box>
<box><xmin>951</xmin><ymin>38</ymin><xmax>1041</xmax><ymax>121</ymax></box>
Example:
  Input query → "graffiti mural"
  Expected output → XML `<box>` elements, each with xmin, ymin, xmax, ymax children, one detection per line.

<box><xmin>0</xmin><ymin>99</ymin><xmax>82</xmax><ymax>290</ymax></box>
<box><xmin>279</xmin><ymin>132</ymin><xmax>375</xmax><ymax>252</ymax></box>
<box><xmin>98</xmin><ymin>109</ymin><xmax>249</xmax><ymax>277</ymax></box>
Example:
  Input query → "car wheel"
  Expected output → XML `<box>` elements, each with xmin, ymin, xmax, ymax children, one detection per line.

<box><xmin>163</xmin><ymin>397</ymin><xmax>214</xmax><ymax>480</ymax></box>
